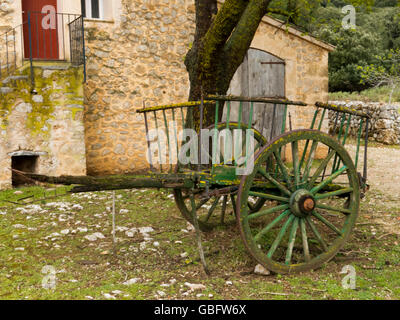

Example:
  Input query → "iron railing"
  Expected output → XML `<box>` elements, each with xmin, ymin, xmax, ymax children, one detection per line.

<box><xmin>0</xmin><ymin>11</ymin><xmax>86</xmax><ymax>88</ymax></box>
<box><xmin>69</xmin><ymin>16</ymin><xmax>86</xmax><ymax>67</ymax></box>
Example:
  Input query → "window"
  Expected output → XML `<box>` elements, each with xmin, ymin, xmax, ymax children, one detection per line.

<box><xmin>81</xmin><ymin>0</ymin><xmax>104</xmax><ymax>19</ymax></box>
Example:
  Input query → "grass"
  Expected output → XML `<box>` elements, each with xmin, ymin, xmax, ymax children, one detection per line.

<box><xmin>0</xmin><ymin>185</ymin><xmax>399</xmax><ymax>300</ymax></box>
<box><xmin>329</xmin><ymin>86</ymin><xmax>400</xmax><ymax>104</ymax></box>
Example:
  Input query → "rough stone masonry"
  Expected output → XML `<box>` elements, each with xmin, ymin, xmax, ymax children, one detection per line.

<box><xmin>328</xmin><ymin>101</ymin><xmax>400</xmax><ymax>145</ymax></box>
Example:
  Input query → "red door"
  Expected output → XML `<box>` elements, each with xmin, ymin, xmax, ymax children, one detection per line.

<box><xmin>22</xmin><ymin>0</ymin><xmax>59</xmax><ymax>60</ymax></box>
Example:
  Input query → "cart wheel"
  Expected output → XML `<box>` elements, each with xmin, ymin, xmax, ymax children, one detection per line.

<box><xmin>237</xmin><ymin>129</ymin><xmax>360</xmax><ymax>273</ymax></box>
<box><xmin>174</xmin><ymin>123</ymin><xmax>267</xmax><ymax>231</ymax></box>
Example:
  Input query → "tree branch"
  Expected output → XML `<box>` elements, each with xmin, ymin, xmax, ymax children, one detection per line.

<box><xmin>185</xmin><ymin>0</ymin><xmax>217</xmax><ymax>98</ymax></box>
<box><xmin>196</xmin><ymin>0</ymin><xmax>249</xmax><ymax>91</ymax></box>
<box><xmin>218</xmin><ymin>0</ymin><xmax>272</xmax><ymax>92</ymax></box>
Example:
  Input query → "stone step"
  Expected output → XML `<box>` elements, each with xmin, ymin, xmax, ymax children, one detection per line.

<box><xmin>2</xmin><ymin>75</ymin><xmax>29</xmax><ymax>85</ymax></box>
<box><xmin>0</xmin><ymin>87</ymin><xmax>13</xmax><ymax>94</ymax></box>
<box><xmin>38</xmin><ymin>65</ymin><xmax>70</xmax><ymax>71</ymax></box>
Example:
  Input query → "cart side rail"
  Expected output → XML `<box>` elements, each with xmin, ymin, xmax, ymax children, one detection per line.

<box><xmin>135</xmin><ymin>95</ymin><xmax>370</xmax><ymax>190</ymax></box>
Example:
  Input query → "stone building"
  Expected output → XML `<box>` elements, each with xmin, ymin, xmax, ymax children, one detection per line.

<box><xmin>0</xmin><ymin>0</ymin><xmax>334</xmax><ymax>189</ymax></box>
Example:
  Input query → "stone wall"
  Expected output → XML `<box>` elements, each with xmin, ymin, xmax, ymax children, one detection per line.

<box><xmin>0</xmin><ymin>0</ymin><xmax>19</xmax><ymax>31</ymax></box>
<box><xmin>0</xmin><ymin>0</ymin><xmax>22</xmax><ymax>70</ymax></box>
<box><xmin>328</xmin><ymin>101</ymin><xmax>400</xmax><ymax>145</ymax></box>
<box><xmin>83</xmin><ymin>0</ymin><xmax>195</xmax><ymax>175</ymax></box>
<box><xmin>0</xmin><ymin>65</ymin><xmax>86</xmax><ymax>189</ymax></box>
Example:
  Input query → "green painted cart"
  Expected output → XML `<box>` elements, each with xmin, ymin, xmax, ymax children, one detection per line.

<box><xmin>20</xmin><ymin>94</ymin><xmax>370</xmax><ymax>274</ymax></box>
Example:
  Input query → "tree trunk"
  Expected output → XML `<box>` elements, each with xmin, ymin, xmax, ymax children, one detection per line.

<box><xmin>185</xmin><ymin>0</ymin><xmax>273</xmax><ymax>128</ymax></box>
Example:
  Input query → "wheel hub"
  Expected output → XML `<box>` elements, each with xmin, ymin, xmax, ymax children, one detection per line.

<box><xmin>290</xmin><ymin>189</ymin><xmax>316</xmax><ymax>218</ymax></box>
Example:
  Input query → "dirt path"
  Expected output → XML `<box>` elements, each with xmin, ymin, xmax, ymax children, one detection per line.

<box><xmin>365</xmin><ymin>146</ymin><xmax>400</xmax><ymax>198</ymax></box>
<box><xmin>348</xmin><ymin>144</ymin><xmax>400</xmax><ymax>235</ymax></box>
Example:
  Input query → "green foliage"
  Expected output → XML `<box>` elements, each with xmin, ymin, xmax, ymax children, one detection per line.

<box><xmin>266</xmin><ymin>1</ymin><xmax>399</xmax><ymax>92</ymax></box>
<box><xmin>311</xmin><ymin>4</ymin><xmax>399</xmax><ymax>92</ymax></box>
<box><xmin>374</xmin><ymin>0</ymin><xmax>400</xmax><ymax>8</ymax></box>
<box><xmin>357</xmin><ymin>49</ymin><xmax>400</xmax><ymax>102</ymax></box>
<box><xmin>319</xmin><ymin>27</ymin><xmax>380</xmax><ymax>91</ymax></box>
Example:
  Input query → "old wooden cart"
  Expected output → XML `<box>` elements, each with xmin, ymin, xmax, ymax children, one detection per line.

<box><xmin>19</xmin><ymin>95</ymin><xmax>370</xmax><ymax>274</ymax></box>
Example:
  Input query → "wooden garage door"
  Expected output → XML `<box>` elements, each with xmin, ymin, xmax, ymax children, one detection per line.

<box><xmin>226</xmin><ymin>48</ymin><xmax>285</xmax><ymax>141</ymax></box>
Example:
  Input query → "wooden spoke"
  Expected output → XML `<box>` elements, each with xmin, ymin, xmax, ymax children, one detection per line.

<box><xmin>204</xmin><ymin>196</ymin><xmax>221</xmax><ymax>222</ymax></box>
<box><xmin>247</xmin><ymin>204</ymin><xmax>290</xmax><ymax>221</ymax></box>
<box><xmin>315</xmin><ymin>187</ymin><xmax>353</xmax><ymax>200</ymax></box>
<box><xmin>273</xmin><ymin>151</ymin><xmax>293</xmax><ymax>191</ymax></box>
<box><xmin>248</xmin><ymin>191</ymin><xmax>289</xmax><ymax>203</ymax></box>
<box><xmin>254</xmin><ymin>210</ymin><xmax>290</xmax><ymax>242</ymax></box>
<box><xmin>267</xmin><ymin>215</ymin><xmax>295</xmax><ymax>259</ymax></box>
<box><xmin>305</xmin><ymin>216</ymin><xmax>328</xmax><ymax>252</ymax></box>
<box><xmin>292</xmin><ymin>141</ymin><xmax>300</xmax><ymax>188</ymax></box>
<box><xmin>302</xmin><ymin>140</ymin><xmax>318</xmax><ymax>183</ymax></box>
<box><xmin>312</xmin><ymin>211</ymin><xmax>343</xmax><ymax>236</ymax></box>
<box><xmin>310</xmin><ymin>166</ymin><xmax>348</xmax><ymax>195</ymax></box>
<box><xmin>230</xmin><ymin>194</ymin><xmax>237</xmax><ymax>213</ymax></box>
<box><xmin>196</xmin><ymin>197</ymin><xmax>211</xmax><ymax>211</ymax></box>
<box><xmin>258</xmin><ymin>167</ymin><xmax>291</xmax><ymax>197</ymax></box>
<box><xmin>307</xmin><ymin>150</ymin><xmax>336</xmax><ymax>189</ymax></box>
<box><xmin>315</xmin><ymin>203</ymin><xmax>352</xmax><ymax>215</ymax></box>
<box><xmin>300</xmin><ymin>219</ymin><xmax>311</xmax><ymax>262</ymax></box>
<box><xmin>220</xmin><ymin>195</ymin><xmax>228</xmax><ymax>224</ymax></box>
<box><xmin>285</xmin><ymin>217</ymin><xmax>299</xmax><ymax>265</ymax></box>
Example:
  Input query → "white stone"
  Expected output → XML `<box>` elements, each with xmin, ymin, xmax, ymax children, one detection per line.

<box><xmin>32</xmin><ymin>95</ymin><xmax>44</xmax><ymax>103</ymax></box>
<box><xmin>93</xmin><ymin>232</ymin><xmax>105</xmax><ymax>239</ymax></box>
<box><xmin>103</xmin><ymin>293</ymin><xmax>116</xmax><ymax>300</ymax></box>
<box><xmin>123</xmin><ymin>278</ymin><xmax>141</xmax><ymax>285</ymax></box>
<box><xmin>184</xmin><ymin>282</ymin><xmax>206</xmax><ymax>291</ymax></box>
<box><xmin>13</xmin><ymin>224</ymin><xmax>26</xmax><ymax>229</ymax></box>
<box><xmin>84</xmin><ymin>233</ymin><xmax>104</xmax><ymax>242</ymax></box>
<box><xmin>112</xmin><ymin>290</ymin><xmax>122</xmax><ymax>295</ymax></box>
<box><xmin>139</xmin><ymin>227</ymin><xmax>154</xmax><ymax>234</ymax></box>
<box><xmin>43</xmin><ymin>70</ymin><xmax>56</xmax><ymax>78</ymax></box>
<box><xmin>157</xmin><ymin>291</ymin><xmax>166</xmax><ymax>297</ymax></box>
<box><xmin>72</xmin><ymin>204</ymin><xmax>83</xmax><ymax>210</ymax></box>
<box><xmin>254</xmin><ymin>264</ymin><xmax>271</xmax><ymax>276</ymax></box>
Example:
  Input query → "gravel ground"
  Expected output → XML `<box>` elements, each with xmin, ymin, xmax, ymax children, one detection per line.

<box><xmin>348</xmin><ymin>144</ymin><xmax>400</xmax><ymax>235</ymax></box>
